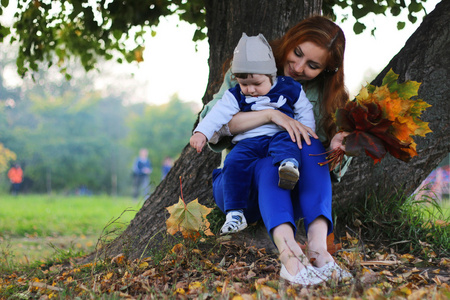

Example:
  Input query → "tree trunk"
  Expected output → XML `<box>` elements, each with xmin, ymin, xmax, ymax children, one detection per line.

<box><xmin>88</xmin><ymin>0</ymin><xmax>449</xmax><ymax>261</ymax></box>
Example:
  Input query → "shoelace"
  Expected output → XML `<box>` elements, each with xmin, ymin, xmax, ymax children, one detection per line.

<box><xmin>223</xmin><ymin>215</ymin><xmax>242</xmax><ymax>231</ymax></box>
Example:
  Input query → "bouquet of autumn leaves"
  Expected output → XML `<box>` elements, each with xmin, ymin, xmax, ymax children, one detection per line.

<box><xmin>321</xmin><ymin>69</ymin><xmax>432</xmax><ymax>170</ymax></box>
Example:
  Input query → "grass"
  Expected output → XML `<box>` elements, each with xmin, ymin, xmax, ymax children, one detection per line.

<box><xmin>334</xmin><ymin>187</ymin><xmax>450</xmax><ymax>257</ymax></box>
<box><xmin>1</xmin><ymin>225</ymin><xmax>448</xmax><ymax>299</ymax></box>
<box><xmin>0</xmin><ymin>192</ymin><xmax>449</xmax><ymax>299</ymax></box>
<box><xmin>0</xmin><ymin>194</ymin><xmax>140</xmax><ymax>264</ymax></box>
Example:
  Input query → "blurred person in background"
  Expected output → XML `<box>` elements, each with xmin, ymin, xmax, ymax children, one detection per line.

<box><xmin>8</xmin><ymin>163</ymin><xmax>23</xmax><ymax>196</ymax></box>
<box><xmin>132</xmin><ymin>148</ymin><xmax>152</xmax><ymax>200</ymax></box>
<box><xmin>161</xmin><ymin>156</ymin><xmax>174</xmax><ymax>180</ymax></box>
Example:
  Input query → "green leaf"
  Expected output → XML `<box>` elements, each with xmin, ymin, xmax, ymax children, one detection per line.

<box><xmin>397</xmin><ymin>21</ymin><xmax>406</xmax><ymax>30</ymax></box>
<box><xmin>0</xmin><ymin>25</ymin><xmax>11</xmax><ymax>41</ymax></box>
<box><xmin>1</xmin><ymin>0</ymin><xmax>9</xmax><ymax>7</ymax></box>
<box><xmin>408</xmin><ymin>14</ymin><xmax>418</xmax><ymax>23</ymax></box>
<box><xmin>382</xmin><ymin>69</ymin><xmax>399</xmax><ymax>87</ymax></box>
<box><xmin>112</xmin><ymin>30</ymin><xmax>123</xmax><ymax>40</ymax></box>
<box><xmin>408</xmin><ymin>0</ymin><xmax>423</xmax><ymax>13</ymax></box>
<box><xmin>390</xmin><ymin>5</ymin><xmax>401</xmax><ymax>16</ymax></box>
<box><xmin>353</xmin><ymin>21</ymin><xmax>366</xmax><ymax>35</ymax></box>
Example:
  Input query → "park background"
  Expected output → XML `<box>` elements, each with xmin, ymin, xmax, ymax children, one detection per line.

<box><xmin>0</xmin><ymin>2</ymin><xmax>448</xmax><ymax>298</ymax></box>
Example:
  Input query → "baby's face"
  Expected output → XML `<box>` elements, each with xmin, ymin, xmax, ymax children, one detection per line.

<box><xmin>236</xmin><ymin>74</ymin><xmax>272</xmax><ymax>97</ymax></box>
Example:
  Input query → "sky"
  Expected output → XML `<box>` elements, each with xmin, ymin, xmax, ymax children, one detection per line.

<box><xmin>1</xmin><ymin>1</ymin><xmax>439</xmax><ymax>106</ymax></box>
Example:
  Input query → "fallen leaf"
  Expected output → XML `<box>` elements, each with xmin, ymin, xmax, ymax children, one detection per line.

<box><xmin>166</xmin><ymin>198</ymin><xmax>213</xmax><ymax>239</ymax></box>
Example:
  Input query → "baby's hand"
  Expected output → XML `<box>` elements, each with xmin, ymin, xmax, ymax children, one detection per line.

<box><xmin>190</xmin><ymin>132</ymin><xmax>207</xmax><ymax>153</ymax></box>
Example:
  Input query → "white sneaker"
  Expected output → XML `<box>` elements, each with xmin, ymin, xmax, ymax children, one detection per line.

<box><xmin>278</xmin><ymin>160</ymin><xmax>299</xmax><ymax>190</ymax></box>
<box><xmin>314</xmin><ymin>261</ymin><xmax>353</xmax><ymax>281</ymax></box>
<box><xmin>280</xmin><ymin>264</ymin><xmax>326</xmax><ymax>286</ymax></box>
<box><xmin>220</xmin><ymin>210</ymin><xmax>247</xmax><ymax>235</ymax></box>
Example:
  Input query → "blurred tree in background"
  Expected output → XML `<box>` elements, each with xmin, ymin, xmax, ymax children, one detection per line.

<box><xmin>126</xmin><ymin>95</ymin><xmax>197</xmax><ymax>183</ymax></box>
<box><xmin>0</xmin><ymin>64</ymin><xmax>197</xmax><ymax>195</ymax></box>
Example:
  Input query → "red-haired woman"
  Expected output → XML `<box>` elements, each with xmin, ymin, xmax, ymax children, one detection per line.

<box><xmin>201</xmin><ymin>16</ymin><xmax>353</xmax><ymax>285</ymax></box>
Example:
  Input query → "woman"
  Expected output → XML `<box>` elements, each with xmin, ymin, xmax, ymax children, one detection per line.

<box><xmin>201</xmin><ymin>16</ymin><xmax>352</xmax><ymax>285</ymax></box>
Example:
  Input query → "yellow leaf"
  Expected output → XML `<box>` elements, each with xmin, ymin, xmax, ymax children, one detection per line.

<box><xmin>410</xmin><ymin>98</ymin><xmax>432</xmax><ymax>117</ymax></box>
<box><xmin>256</xmin><ymin>285</ymin><xmax>277</xmax><ymax>297</ymax></box>
<box><xmin>170</xmin><ymin>243</ymin><xmax>185</xmax><ymax>253</ymax></box>
<box><xmin>413</xmin><ymin>120</ymin><xmax>432</xmax><ymax>137</ymax></box>
<box><xmin>364</xmin><ymin>287</ymin><xmax>383</xmax><ymax>298</ymax></box>
<box><xmin>166</xmin><ymin>198</ymin><xmax>213</xmax><ymax>239</ymax></box>
<box><xmin>189</xmin><ymin>281</ymin><xmax>203</xmax><ymax>289</ymax></box>
<box><xmin>400</xmin><ymin>253</ymin><xmax>415</xmax><ymax>261</ymax></box>
<box><xmin>134</xmin><ymin>46</ymin><xmax>145</xmax><ymax>62</ymax></box>
<box><xmin>355</xmin><ymin>85</ymin><xmax>370</xmax><ymax>102</ymax></box>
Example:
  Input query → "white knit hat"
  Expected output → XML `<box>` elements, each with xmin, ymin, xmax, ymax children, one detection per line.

<box><xmin>231</xmin><ymin>33</ymin><xmax>277</xmax><ymax>77</ymax></box>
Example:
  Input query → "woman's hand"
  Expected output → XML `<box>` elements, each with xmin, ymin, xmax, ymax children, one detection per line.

<box><xmin>229</xmin><ymin>110</ymin><xmax>318</xmax><ymax>149</ymax></box>
<box><xmin>268</xmin><ymin>110</ymin><xmax>318</xmax><ymax>149</ymax></box>
<box><xmin>329</xmin><ymin>131</ymin><xmax>350</xmax><ymax>151</ymax></box>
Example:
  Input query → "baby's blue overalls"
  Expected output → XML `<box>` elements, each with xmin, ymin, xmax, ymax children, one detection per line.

<box><xmin>222</xmin><ymin>76</ymin><xmax>305</xmax><ymax>215</ymax></box>
<box><xmin>222</xmin><ymin>131</ymin><xmax>301</xmax><ymax>212</ymax></box>
<box><xmin>213</xmin><ymin>138</ymin><xmax>333</xmax><ymax>236</ymax></box>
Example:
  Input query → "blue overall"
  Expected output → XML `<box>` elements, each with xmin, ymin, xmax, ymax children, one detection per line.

<box><xmin>218</xmin><ymin>76</ymin><xmax>310</xmax><ymax>213</ymax></box>
<box><xmin>222</xmin><ymin>131</ymin><xmax>301</xmax><ymax>212</ymax></box>
<box><xmin>213</xmin><ymin>138</ymin><xmax>333</xmax><ymax>236</ymax></box>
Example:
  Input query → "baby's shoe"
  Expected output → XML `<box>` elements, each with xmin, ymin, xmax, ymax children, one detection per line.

<box><xmin>278</xmin><ymin>158</ymin><xmax>299</xmax><ymax>190</ymax></box>
<box><xmin>220</xmin><ymin>210</ymin><xmax>247</xmax><ymax>235</ymax></box>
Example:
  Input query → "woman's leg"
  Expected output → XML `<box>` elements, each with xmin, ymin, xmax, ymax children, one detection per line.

<box><xmin>272</xmin><ymin>223</ymin><xmax>310</xmax><ymax>275</ymax></box>
<box><xmin>307</xmin><ymin>217</ymin><xmax>334</xmax><ymax>267</ymax></box>
<box><xmin>253</xmin><ymin>157</ymin><xmax>308</xmax><ymax>275</ymax></box>
<box><xmin>255</xmin><ymin>139</ymin><xmax>334</xmax><ymax>272</ymax></box>
<box><xmin>296</xmin><ymin>139</ymin><xmax>335</xmax><ymax>267</ymax></box>
<box><xmin>294</xmin><ymin>138</ymin><xmax>333</xmax><ymax>236</ymax></box>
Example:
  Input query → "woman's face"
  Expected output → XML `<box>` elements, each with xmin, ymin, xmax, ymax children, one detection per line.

<box><xmin>283</xmin><ymin>41</ymin><xmax>327</xmax><ymax>81</ymax></box>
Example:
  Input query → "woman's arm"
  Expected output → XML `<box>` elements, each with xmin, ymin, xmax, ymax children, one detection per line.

<box><xmin>229</xmin><ymin>109</ymin><xmax>318</xmax><ymax>149</ymax></box>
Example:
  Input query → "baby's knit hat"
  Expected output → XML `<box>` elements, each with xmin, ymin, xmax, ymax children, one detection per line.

<box><xmin>231</xmin><ymin>33</ymin><xmax>277</xmax><ymax>77</ymax></box>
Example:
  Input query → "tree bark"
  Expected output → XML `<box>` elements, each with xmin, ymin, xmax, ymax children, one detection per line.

<box><xmin>87</xmin><ymin>0</ymin><xmax>449</xmax><ymax>261</ymax></box>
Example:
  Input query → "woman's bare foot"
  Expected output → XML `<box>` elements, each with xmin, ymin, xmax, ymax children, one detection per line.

<box><xmin>306</xmin><ymin>217</ymin><xmax>334</xmax><ymax>268</ymax></box>
<box><xmin>273</xmin><ymin>224</ymin><xmax>309</xmax><ymax>275</ymax></box>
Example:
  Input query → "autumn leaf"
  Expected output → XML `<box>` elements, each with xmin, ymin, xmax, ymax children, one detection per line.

<box><xmin>315</xmin><ymin>69</ymin><xmax>432</xmax><ymax>167</ymax></box>
<box><xmin>134</xmin><ymin>46</ymin><xmax>145</xmax><ymax>62</ymax></box>
<box><xmin>382</xmin><ymin>68</ymin><xmax>421</xmax><ymax>100</ymax></box>
<box><xmin>166</xmin><ymin>198</ymin><xmax>213</xmax><ymax>239</ymax></box>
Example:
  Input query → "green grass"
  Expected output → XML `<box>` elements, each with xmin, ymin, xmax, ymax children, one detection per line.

<box><xmin>0</xmin><ymin>194</ymin><xmax>139</xmax><ymax>237</ymax></box>
<box><xmin>0</xmin><ymin>194</ymin><xmax>140</xmax><ymax>265</ymax></box>
<box><xmin>334</xmin><ymin>188</ymin><xmax>450</xmax><ymax>258</ymax></box>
